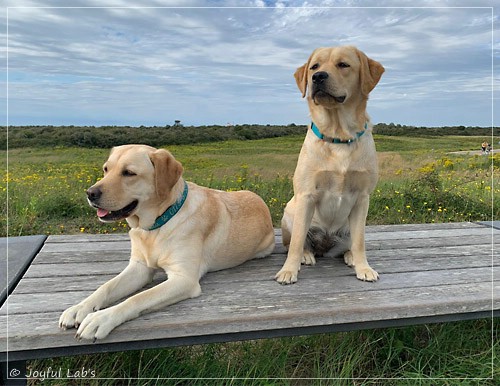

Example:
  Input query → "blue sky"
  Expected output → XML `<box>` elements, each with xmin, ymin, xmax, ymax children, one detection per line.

<box><xmin>1</xmin><ymin>0</ymin><xmax>499</xmax><ymax>127</ymax></box>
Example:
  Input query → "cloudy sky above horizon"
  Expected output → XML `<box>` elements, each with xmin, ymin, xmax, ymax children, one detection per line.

<box><xmin>1</xmin><ymin>0</ymin><xmax>499</xmax><ymax>127</ymax></box>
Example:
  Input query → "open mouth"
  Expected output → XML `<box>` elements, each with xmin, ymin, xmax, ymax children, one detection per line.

<box><xmin>94</xmin><ymin>200</ymin><xmax>138</xmax><ymax>222</ymax></box>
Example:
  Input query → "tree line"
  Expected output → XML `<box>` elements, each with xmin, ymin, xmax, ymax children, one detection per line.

<box><xmin>373</xmin><ymin>123</ymin><xmax>497</xmax><ymax>137</ymax></box>
<box><xmin>1</xmin><ymin>123</ymin><xmax>498</xmax><ymax>149</ymax></box>
<box><xmin>2</xmin><ymin>124</ymin><xmax>305</xmax><ymax>149</ymax></box>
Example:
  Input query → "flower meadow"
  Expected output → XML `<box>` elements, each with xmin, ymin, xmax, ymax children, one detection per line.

<box><xmin>2</xmin><ymin>135</ymin><xmax>497</xmax><ymax>237</ymax></box>
<box><xmin>370</xmin><ymin>153</ymin><xmax>497</xmax><ymax>225</ymax></box>
<box><xmin>2</xmin><ymin>135</ymin><xmax>499</xmax><ymax>383</ymax></box>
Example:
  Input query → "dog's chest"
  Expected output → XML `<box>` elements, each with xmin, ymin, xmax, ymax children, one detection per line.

<box><xmin>129</xmin><ymin>229</ymin><xmax>172</xmax><ymax>269</ymax></box>
<box><xmin>309</xmin><ymin>139</ymin><xmax>378</xmax><ymax>193</ymax></box>
<box><xmin>314</xmin><ymin>167</ymin><xmax>373</xmax><ymax>195</ymax></box>
<box><xmin>312</xmin><ymin>167</ymin><xmax>374</xmax><ymax>226</ymax></box>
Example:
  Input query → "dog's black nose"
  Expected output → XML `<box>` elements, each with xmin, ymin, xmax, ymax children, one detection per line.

<box><xmin>312</xmin><ymin>71</ymin><xmax>328</xmax><ymax>84</ymax></box>
<box><xmin>87</xmin><ymin>186</ymin><xmax>102</xmax><ymax>202</ymax></box>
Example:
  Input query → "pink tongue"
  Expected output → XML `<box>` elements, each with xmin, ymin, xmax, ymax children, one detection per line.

<box><xmin>97</xmin><ymin>208</ymin><xmax>110</xmax><ymax>218</ymax></box>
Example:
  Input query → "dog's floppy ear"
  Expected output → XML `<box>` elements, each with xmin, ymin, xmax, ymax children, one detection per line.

<box><xmin>149</xmin><ymin>149</ymin><xmax>183</xmax><ymax>201</ymax></box>
<box><xmin>294</xmin><ymin>62</ymin><xmax>309</xmax><ymax>98</ymax></box>
<box><xmin>356</xmin><ymin>48</ymin><xmax>385</xmax><ymax>96</ymax></box>
<box><xmin>295</xmin><ymin>49</ymin><xmax>320</xmax><ymax>98</ymax></box>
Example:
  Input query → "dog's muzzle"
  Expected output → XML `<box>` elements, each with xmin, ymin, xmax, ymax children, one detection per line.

<box><xmin>86</xmin><ymin>186</ymin><xmax>138</xmax><ymax>222</ymax></box>
<box><xmin>311</xmin><ymin>71</ymin><xmax>346</xmax><ymax>104</ymax></box>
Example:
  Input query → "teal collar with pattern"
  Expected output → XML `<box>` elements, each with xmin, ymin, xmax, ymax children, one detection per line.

<box><xmin>149</xmin><ymin>181</ymin><xmax>188</xmax><ymax>231</ymax></box>
<box><xmin>311</xmin><ymin>121</ymin><xmax>368</xmax><ymax>144</ymax></box>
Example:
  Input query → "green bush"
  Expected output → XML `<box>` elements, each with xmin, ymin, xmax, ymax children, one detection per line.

<box><xmin>2</xmin><ymin>124</ymin><xmax>308</xmax><ymax>149</ymax></box>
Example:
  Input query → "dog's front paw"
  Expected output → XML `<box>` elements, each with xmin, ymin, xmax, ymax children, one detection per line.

<box><xmin>355</xmin><ymin>265</ymin><xmax>379</xmax><ymax>282</ymax></box>
<box><xmin>59</xmin><ymin>302</ymin><xmax>98</xmax><ymax>330</ymax></box>
<box><xmin>275</xmin><ymin>269</ymin><xmax>299</xmax><ymax>285</ymax></box>
<box><xmin>75</xmin><ymin>308</ymin><xmax>120</xmax><ymax>341</ymax></box>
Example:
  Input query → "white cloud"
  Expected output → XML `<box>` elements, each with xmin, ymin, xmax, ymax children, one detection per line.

<box><xmin>1</xmin><ymin>1</ymin><xmax>498</xmax><ymax>126</ymax></box>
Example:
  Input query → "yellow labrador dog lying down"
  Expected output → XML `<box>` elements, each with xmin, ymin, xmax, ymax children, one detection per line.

<box><xmin>59</xmin><ymin>145</ymin><xmax>275</xmax><ymax>341</ymax></box>
<box><xmin>275</xmin><ymin>46</ymin><xmax>384</xmax><ymax>285</ymax></box>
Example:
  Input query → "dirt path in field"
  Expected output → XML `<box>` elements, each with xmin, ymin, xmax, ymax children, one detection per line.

<box><xmin>448</xmin><ymin>149</ymin><xmax>499</xmax><ymax>156</ymax></box>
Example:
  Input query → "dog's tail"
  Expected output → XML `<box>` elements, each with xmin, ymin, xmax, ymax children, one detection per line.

<box><xmin>305</xmin><ymin>225</ymin><xmax>350</xmax><ymax>258</ymax></box>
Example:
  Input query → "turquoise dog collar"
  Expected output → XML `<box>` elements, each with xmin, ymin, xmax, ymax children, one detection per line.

<box><xmin>311</xmin><ymin>121</ymin><xmax>368</xmax><ymax>144</ymax></box>
<box><xmin>149</xmin><ymin>181</ymin><xmax>188</xmax><ymax>231</ymax></box>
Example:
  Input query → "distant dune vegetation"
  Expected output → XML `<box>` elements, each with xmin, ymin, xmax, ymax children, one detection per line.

<box><xmin>2</xmin><ymin>123</ymin><xmax>498</xmax><ymax>149</ymax></box>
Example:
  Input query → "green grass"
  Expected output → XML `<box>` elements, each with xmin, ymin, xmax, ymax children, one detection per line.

<box><xmin>30</xmin><ymin>319</ymin><xmax>499</xmax><ymax>385</ymax></box>
<box><xmin>3</xmin><ymin>134</ymin><xmax>499</xmax><ymax>384</ymax></box>
<box><xmin>2</xmin><ymin>135</ymin><xmax>497</xmax><ymax>236</ymax></box>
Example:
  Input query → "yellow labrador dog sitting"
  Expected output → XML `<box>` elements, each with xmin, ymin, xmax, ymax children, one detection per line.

<box><xmin>275</xmin><ymin>46</ymin><xmax>384</xmax><ymax>285</ymax></box>
<box><xmin>59</xmin><ymin>145</ymin><xmax>275</xmax><ymax>340</ymax></box>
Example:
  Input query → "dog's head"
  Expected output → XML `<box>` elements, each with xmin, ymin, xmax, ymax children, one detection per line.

<box><xmin>294</xmin><ymin>46</ymin><xmax>384</xmax><ymax>107</ymax></box>
<box><xmin>87</xmin><ymin>145</ymin><xmax>183</xmax><ymax>223</ymax></box>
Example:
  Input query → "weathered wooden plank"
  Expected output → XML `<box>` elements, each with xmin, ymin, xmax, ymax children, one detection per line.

<box><xmin>10</xmin><ymin>249</ymin><xmax>494</xmax><ymax>294</ymax></box>
<box><xmin>3</xmin><ymin>266</ymin><xmax>497</xmax><ymax>316</ymax></box>
<box><xmin>23</xmin><ymin>235</ymin><xmax>497</xmax><ymax>273</ymax></box>
<box><xmin>28</xmin><ymin>243</ymin><xmax>494</xmax><ymax>271</ymax></box>
<box><xmin>367</xmin><ymin>244</ymin><xmax>494</xmax><ymax>261</ymax></box>
<box><xmin>22</xmin><ymin>261</ymin><xmax>129</xmax><ymax>279</ymax></box>
<box><xmin>366</xmin><ymin>227</ymin><xmax>492</xmax><ymax>241</ymax></box>
<box><xmin>478</xmin><ymin>220</ymin><xmax>500</xmax><ymax>230</ymax></box>
<box><xmin>202</xmin><ymin>255</ymin><xmax>496</xmax><ymax>283</ymax></box>
<box><xmin>5</xmin><ymin>274</ymin><xmax>168</xmax><ymax>295</ymax></box>
<box><xmin>12</xmin><ymin>250</ymin><xmax>494</xmax><ymax>293</ymax></box>
<box><xmin>46</xmin><ymin>234</ymin><xmax>130</xmax><ymax>243</ymax></box>
<box><xmin>32</xmin><ymin>233</ymin><xmax>495</xmax><ymax>266</ymax></box>
<box><xmin>39</xmin><ymin>241</ymin><xmax>131</xmax><ymax>253</ymax></box>
<box><xmin>0</xmin><ymin>235</ymin><xmax>46</xmax><ymax>305</ymax></box>
<box><xmin>1</xmin><ymin>281</ymin><xmax>498</xmax><ymax>354</ymax></box>
<box><xmin>366</xmin><ymin>234</ymin><xmax>495</xmax><ymax>250</ymax></box>
<box><xmin>27</xmin><ymin>250</ymin><xmax>131</xmax><ymax>264</ymax></box>
<box><xmin>365</xmin><ymin>222</ymin><xmax>485</xmax><ymax>232</ymax></box>
<box><xmin>1</xmin><ymin>222</ymin><xmax>498</xmax><ymax>361</ymax></box>
<box><xmin>43</xmin><ymin>222</ymin><xmax>484</xmax><ymax>245</ymax></box>
<box><xmin>42</xmin><ymin>224</ymin><xmax>492</xmax><ymax>248</ymax></box>
<box><xmin>3</xmin><ymin>280</ymin><xmax>498</xmax><ymax>342</ymax></box>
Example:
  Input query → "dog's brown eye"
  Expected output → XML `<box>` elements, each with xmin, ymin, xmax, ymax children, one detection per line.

<box><xmin>103</xmin><ymin>166</ymin><xmax>108</xmax><ymax>173</ymax></box>
<box><xmin>122</xmin><ymin>170</ymin><xmax>136</xmax><ymax>177</ymax></box>
<box><xmin>310</xmin><ymin>63</ymin><xmax>319</xmax><ymax>70</ymax></box>
<box><xmin>338</xmin><ymin>62</ymin><xmax>350</xmax><ymax>68</ymax></box>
